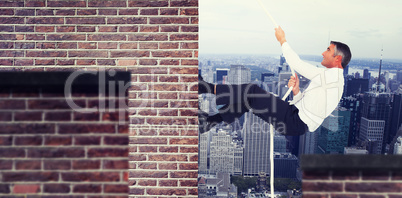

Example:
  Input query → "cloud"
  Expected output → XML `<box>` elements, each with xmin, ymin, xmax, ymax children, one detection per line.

<box><xmin>347</xmin><ymin>29</ymin><xmax>383</xmax><ymax>39</ymax></box>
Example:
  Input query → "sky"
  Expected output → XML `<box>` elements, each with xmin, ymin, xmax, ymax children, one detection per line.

<box><xmin>199</xmin><ymin>0</ymin><xmax>402</xmax><ymax>60</ymax></box>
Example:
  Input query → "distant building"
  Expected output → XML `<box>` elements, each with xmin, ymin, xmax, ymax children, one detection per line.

<box><xmin>317</xmin><ymin>108</ymin><xmax>351</xmax><ymax>154</ymax></box>
<box><xmin>199</xmin><ymin>173</ymin><xmax>236</xmax><ymax>198</ymax></box>
<box><xmin>359</xmin><ymin>92</ymin><xmax>392</xmax><ymax>153</ymax></box>
<box><xmin>390</xmin><ymin>89</ymin><xmax>402</xmax><ymax>145</ymax></box>
<box><xmin>345</xmin><ymin>78</ymin><xmax>369</xmax><ymax>97</ymax></box>
<box><xmin>344</xmin><ymin>147</ymin><xmax>369</xmax><ymax>154</ymax></box>
<box><xmin>393</xmin><ymin>137</ymin><xmax>402</xmax><ymax>154</ymax></box>
<box><xmin>340</xmin><ymin>96</ymin><xmax>363</xmax><ymax>146</ymax></box>
<box><xmin>274</xmin><ymin>152</ymin><xmax>299</xmax><ymax>179</ymax></box>
<box><xmin>228</xmin><ymin>65</ymin><xmax>250</xmax><ymax>84</ymax></box>
<box><xmin>299</xmin><ymin>130</ymin><xmax>319</xmax><ymax>155</ymax></box>
<box><xmin>242</xmin><ymin>112</ymin><xmax>271</xmax><ymax>177</ymax></box>
<box><xmin>363</xmin><ymin>69</ymin><xmax>370</xmax><ymax>79</ymax></box>
<box><xmin>210</xmin><ymin>128</ymin><xmax>235</xmax><ymax>174</ymax></box>
<box><xmin>216</xmin><ymin>68</ymin><xmax>229</xmax><ymax>84</ymax></box>
<box><xmin>274</xmin><ymin>135</ymin><xmax>287</xmax><ymax>153</ymax></box>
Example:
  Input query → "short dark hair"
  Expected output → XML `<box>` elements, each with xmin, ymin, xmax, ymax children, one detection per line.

<box><xmin>331</xmin><ymin>41</ymin><xmax>351</xmax><ymax>68</ymax></box>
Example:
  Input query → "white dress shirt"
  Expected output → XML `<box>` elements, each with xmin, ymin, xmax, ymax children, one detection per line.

<box><xmin>282</xmin><ymin>42</ymin><xmax>344</xmax><ymax>132</ymax></box>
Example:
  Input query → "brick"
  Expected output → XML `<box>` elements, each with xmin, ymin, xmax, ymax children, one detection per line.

<box><xmin>66</xmin><ymin>17</ymin><xmax>105</xmax><ymax>24</ymax></box>
<box><xmin>159</xmin><ymin>180</ymin><xmax>178</xmax><ymax>187</ymax></box>
<box><xmin>44</xmin><ymin>136</ymin><xmax>72</xmax><ymax>146</ymax></box>
<box><xmin>119</xmin><ymin>8</ymin><xmax>138</xmax><ymax>15</ymax></box>
<box><xmin>303</xmin><ymin>182</ymin><xmax>343</xmax><ymax>192</ymax></box>
<box><xmin>43</xmin><ymin>184</ymin><xmax>70</xmax><ymax>193</ymax></box>
<box><xmin>170</xmin><ymin>33</ymin><xmax>198</xmax><ymax>41</ymax></box>
<box><xmin>99</xmin><ymin>9</ymin><xmax>118</xmax><ymax>15</ymax></box>
<box><xmin>170</xmin><ymin>67</ymin><xmax>198</xmax><ymax>74</ymax></box>
<box><xmin>15</xmin><ymin>26</ymin><xmax>34</xmax><ymax>32</ymax></box>
<box><xmin>111</xmin><ymin>51</ymin><xmax>149</xmax><ymax>58</ymax></box>
<box><xmin>103</xmin><ymin>159</ymin><xmax>128</xmax><ymax>169</ymax></box>
<box><xmin>180</xmin><ymin>8</ymin><xmax>198</xmax><ymax>15</ymax></box>
<box><xmin>0</xmin><ymin>99</ymin><xmax>25</xmax><ymax>109</ymax></box>
<box><xmin>129</xmin><ymin>188</ymin><xmax>144</xmax><ymax>195</ymax></box>
<box><xmin>359</xmin><ymin>195</ymin><xmax>386</xmax><ymax>198</ymax></box>
<box><xmin>140</xmin><ymin>9</ymin><xmax>159</xmax><ymax>15</ymax></box>
<box><xmin>88</xmin><ymin>34</ymin><xmax>126</xmax><ymax>41</ymax></box>
<box><xmin>27</xmin><ymin>17</ymin><xmax>64</xmax><ymax>24</ymax></box>
<box><xmin>89</xmin><ymin>0</ymin><xmax>126</xmax><ymax>7</ymax></box>
<box><xmin>129</xmin><ymin>33</ymin><xmax>168</xmax><ymax>41</ymax></box>
<box><xmin>15</xmin><ymin>160</ymin><xmax>41</xmax><ymax>170</ymax></box>
<box><xmin>0</xmin><ymin>148</ymin><xmax>25</xmax><ymax>157</ymax></box>
<box><xmin>0</xmin><ymin>136</ymin><xmax>12</xmax><ymax>145</ymax></box>
<box><xmin>330</xmin><ymin>195</ymin><xmax>358</xmax><ymax>198</ymax></box>
<box><xmin>361</xmin><ymin>170</ymin><xmax>390</xmax><ymax>180</ymax></box>
<box><xmin>15</xmin><ymin>136</ymin><xmax>42</xmax><ymax>146</ymax></box>
<box><xmin>119</xmin><ymin>26</ymin><xmax>138</xmax><ymax>32</ymax></box>
<box><xmin>37</xmin><ymin>9</ymin><xmax>54</xmax><ymax>15</ymax></box>
<box><xmin>0</xmin><ymin>184</ymin><xmax>10</xmax><ymax>193</ymax></box>
<box><xmin>77</xmin><ymin>9</ymin><xmax>96</xmax><ymax>15</ymax></box>
<box><xmin>180</xmin><ymin>109</ymin><xmax>197</xmax><ymax>116</ymax></box>
<box><xmin>28</xmin><ymin>148</ymin><xmax>85</xmax><ymax>158</ymax></box>
<box><xmin>0</xmin><ymin>17</ymin><xmax>24</xmax><ymax>24</ymax></box>
<box><xmin>77</xmin><ymin>59</ymin><xmax>95</xmax><ymax>65</ymax></box>
<box><xmin>104</xmin><ymin>184</ymin><xmax>128</xmax><ymax>193</ymax></box>
<box><xmin>152</xmin><ymin>50</ymin><xmax>193</xmax><ymax>58</ymax></box>
<box><xmin>159</xmin><ymin>163</ymin><xmax>178</xmax><ymax>170</ymax></box>
<box><xmin>129</xmin><ymin>0</ymin><xmax>169</xmax><ymax>7</ymax></box>
<box><xmin>26</xmin><ymin>34</ymin><xmax>46</xmax><ymax>40</ymax></box>
<box><xmin>191</xmin><ymin>17</ymin><xmax>198</xmax><ymax>24</ymax></box>
<box><xmin>129</xmin><ymin>154</ymin><xmax>147</xmax><ymax>161</ymax></box>
<box><xmin>0</xmin><ymin>123</ymin><xmax>55</xmax><ymax>135</ymax></box>
<box><xmin>180</xmin><ymin>146</ymin><xmax>198</xmax><ymax>153</ymax></box>
<box><xmin>55</xmin><ymin>9</ymin><xmax>75</xmax><ymax>15</ymax></box>
<box><xmin>147</xmin><ymin>188</ymin><xmax>186</xmax><ymax>196</ymax></box>
<box><xmin>345</xmin><ymin>182</ymin><xmax>402</xmax><ymax>192</ymax></box>
<box><xmin>3</xmin><ymin>172</ymin><xmax>59</xmax><ymax>182</ymax></box>
<box><xmin>48</xmin><ymin>1</ymin><xmax>86</xmax><ymax>7</ymax></box>
<box><xmin>0</xmin><ymin>42</ymin><xmax>13</xmax><ymax>48</ymax></box>
<box><xmin>45</xmin><ymin>111</ymin><xmax>71</xmax><ymax>121</ymax></box>
<box><xmin>12</xmin><ymin>184</ymin><xmax>40</xmax><ymax>194</ymax></box>
<box><xmin>150</xmin><ymin>17</ymin><xmax>189</xmax><ymax>24</ymax></box>
<box><xmin>161</xmin><ymin>8</ymin><xmax>179</xmax><ymax>15</ymax></box>
<box><xmin>138</xmin><ymin>162</ymin><xmax>157</xmax><ymax>169</ymax></box>
<box><xmin>72</xmin><ymin>160</ymin><xmax>100</xmax><ymax>170</ymax></box>
<box><xmin>302</xmin><ymin>194</ymin><xmax>329</xmax><ymax>198</ymax></box>
<box><xmin>0</xmin><ymin>9</ymin><xmax>14</xmax><ymax>15</ymax></box>
<box><xmin>99</xmin><ymin>42</ymin><xmax>118</xmax><ymax>49</ymax></box>
<box><xmin>108</xmin><ymin>17</ymin><xmax>147</xmax><ymax>24</ymax></box>
<box><xmin>62</xmin><ymin>172</ymin><xmax>120</xmax><ymax>182</ymax></box>
<box><xmin>129</xmin><ymin>171</ymin><xmax>168</xmax><ymax>178</ymax></box>
<box><xmin>69</xmin><ymin>51</ymin><xmax>108</xmax><ymax>57</ymax></box>
<box><xmin>26</xmin><ymin>51</ymin><xmax>66</xmax><ymax>57</ymax></box>
<box><xmin>58</xmin><ymin>124</ymin><xmax>115</xmax><ymax>134</ymax></box>
<box><xmin>149</xmin><ymin>154</ymin><xmax>187</xmax><ymax>162</ymax></box>
<box><xmin>104</xmin><ymin>136</ymin><xmax>129</xmax><ymax>145</ymax></box>
<box><xmin>74</xmin><ymin>136</ymin><xmax>101</xmax><ymax>145</ymax></box>
<box><xmin>78</xmin><ymin>42</ymin><xmax>97</xmax><ymax>49</ymax></box>
<box><xmin>77</xmin><ymin>26</ymin><xmax>96</xmax><ymax>32</ymax></box>
<box><xmin>171</xmin><ymin>0</ymin><xmax>198</xmax><ymax>7</ymax></box>
<box><xmin>14</xmin><ymin>111</ymin><xmax>42</xmax><ymax>121</ymax></box>
<box><xmin>87</xmin><ymin>148</ymin><xmax>128</xmax><ymax>157</ymax></box>
<box><xmin>57</xmin><ymin>42</ymin><xmax>77</xmax><ymax>49</ymax></box>
<box><xmin>170</xmin><ymin>138</ymin><xmax>197</xmax><ymax>145</ymax></box>
<box><xmin>99</xmin><ymin>26</ymin><xmax>118</xmax><ymax>32</ymax></box>
<box><xmin>73</xmin><ymin>184</ymin><xmax>101</xmax><ymax>193</ymax></box>
<box><xmin>179</xmin><ymin>163</ymin><xmax>198</xmax><ymax>170</ymax></box>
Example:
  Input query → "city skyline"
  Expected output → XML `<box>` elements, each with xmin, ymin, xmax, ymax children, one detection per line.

<box><xmin>200</xmin><ymin>0</ymin><xmax>402</xmax><ymax>60</ymax></box>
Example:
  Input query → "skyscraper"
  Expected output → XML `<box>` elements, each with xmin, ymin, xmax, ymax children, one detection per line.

<box><xmin>242</xmin><ymin>112</ymin><xmax>271</xmax><ymax>176</ymax></box>
<box><xmin>340</xmin><ymin>96</ymin><xmax>363</xmax><ymax>146</ymax></box>
<box><xmin>359</xmin><ymin>92</ymin><xmax>392</xmax><ymax>154</ymax></box>
<box><xmin>316</xmin><ymin>108</ymin><xmax>351</xmax><ymax>154</ymax></box>
<box><xmin>228</xmin><ymin>65</ymin><xmax>251</xmax><ymax>85</ymax></box>
<box><xmin>209</xmin><ymin>127</ymin><xmax>235</xmax><ymax>174</ymax></box>
<box><xmin>390</xmin><ymin>89</ymin><xmax>402</xmax><ymax>143</ymax></box>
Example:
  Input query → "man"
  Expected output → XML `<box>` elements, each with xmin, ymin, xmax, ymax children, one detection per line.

<box><xmin>198</xmin><ymin>26</ymin><xmax>351</xmax><ymax>136</ymax></box>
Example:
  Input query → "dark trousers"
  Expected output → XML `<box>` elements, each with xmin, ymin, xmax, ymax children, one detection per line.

<box><xmin>215</xmin><ymin>83</ymin><xmax>307</xmax><ymax>136</ymax></box>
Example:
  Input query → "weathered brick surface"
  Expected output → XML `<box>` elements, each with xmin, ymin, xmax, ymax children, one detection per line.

<box><xmin>303</xmin><ymin>169</ymin><xmax>402</xmax><ymax>197</ymax></box>
<box><xmin>1</xmin><ymin>0</ymin><xmax>198</xmax><ymax>197</ymax></box>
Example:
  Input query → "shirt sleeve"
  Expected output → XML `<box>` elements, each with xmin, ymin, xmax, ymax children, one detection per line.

<box><xmin>282</xmin><ymin>42</ymin><xmax>323</xmax><ymax>80</ymax></box>
<box><xmin>289</xmin><ymin>91</ymin><xmax>303</xmax><ymax>105</ymax></box>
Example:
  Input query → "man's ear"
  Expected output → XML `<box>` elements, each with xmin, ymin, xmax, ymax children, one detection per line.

<box><xmin>336</xmin><ymin>55</ymin><xmax>343</xmax><ymax>65</ymax></box>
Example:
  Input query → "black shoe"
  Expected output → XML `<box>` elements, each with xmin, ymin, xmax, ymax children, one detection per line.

<box><xmin>198</xmin><ymin>75</ymin><xmax>215</xmax><ymax>95</ymax></box>
<box><xmin>198</xmin><ymin>110</ymin><xmax>217</xmax><ymax>134</ymax></box>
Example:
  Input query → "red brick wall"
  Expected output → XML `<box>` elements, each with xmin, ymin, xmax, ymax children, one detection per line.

<box><xmin>0</xmin><ymin>72</ymin><xmax>129</xmax><ymax>197</ymax></box>
<box><xmin>0</xmin><ymin>0</ymin><xmax>199</xmax><ymax>197</ymax></box>
<box><xmin>301</xmin><ymin>155</ymin><xmax>402</xmax><ymax>198</ymax></box>
<box><xmin>129</xmin><ymin>0</ymin><xmax>199</xmax><ymax>197</ymax></box>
